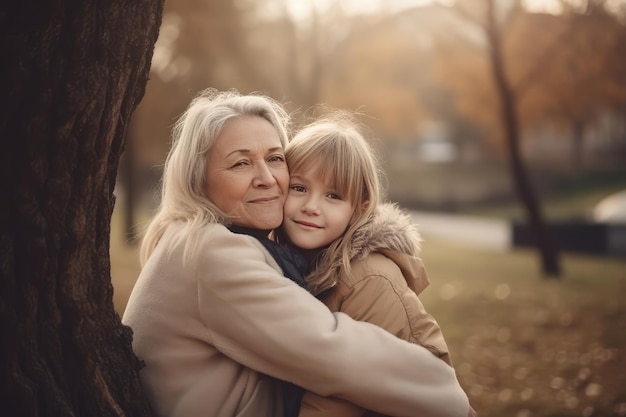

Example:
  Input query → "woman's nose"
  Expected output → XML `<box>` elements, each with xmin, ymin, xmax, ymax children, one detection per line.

<box><xmin>252</xmin><ymin>162</ymin><xmax>277</xmax><ymax>187</ymax></box>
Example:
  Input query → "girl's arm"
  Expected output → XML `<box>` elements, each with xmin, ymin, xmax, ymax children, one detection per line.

<box><xmin>299</xmin><ymin>257</ymin><xmax>454</xmax><ymax>417</ymax></box>
<box><xmin>326</xmin><ymin>263</ymin><xmax>452</xmax><ymax>365</ymax></box>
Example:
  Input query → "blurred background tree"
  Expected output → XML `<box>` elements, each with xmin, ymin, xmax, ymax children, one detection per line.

<box><xmin>119</xmin><ymin>0</ymin><xmax>626</xmax><ymax>273</ymax></box>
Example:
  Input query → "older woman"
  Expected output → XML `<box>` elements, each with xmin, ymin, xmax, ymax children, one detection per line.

<box><xmin>122</xmin><ymin>89</ymin><xmax>470</xmax><ymax>417</ymax></box>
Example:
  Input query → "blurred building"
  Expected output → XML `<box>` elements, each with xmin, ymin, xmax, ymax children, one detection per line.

<box><xmin>522</xmin><ymin>110</ymin><xmax>626</xmax><ymax>170</ymax></box>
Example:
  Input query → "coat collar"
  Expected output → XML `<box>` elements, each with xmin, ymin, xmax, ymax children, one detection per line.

<box><xmin>307</xmin><ymin>203</ymin><xmax>429</xmax><ymax>296</ymax></box>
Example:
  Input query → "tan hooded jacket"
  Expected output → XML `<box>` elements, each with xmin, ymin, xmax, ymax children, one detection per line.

<box><xmin>300</xmin><ymin>203</ymin><xmax>453</xmax><ymax>417</ymax></box>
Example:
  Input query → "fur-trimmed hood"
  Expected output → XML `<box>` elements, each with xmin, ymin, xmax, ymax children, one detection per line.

<box><xmin>306</xmin><ymin>203</ymin><xmax>429</xmax><ymax>295</ymax></box>
<box><xmin>346</xmin><ymin>202</ymin><xmax>422</xmax><ymax>263</ymax></box>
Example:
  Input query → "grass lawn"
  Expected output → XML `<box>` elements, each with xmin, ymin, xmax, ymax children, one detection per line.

<box><xmin>110</xmin><ymin>204</ymin><xmax>626</xmax><ymax>417</ymax></box>
<box><xmin>419</xmin><ymin>238</ymin><xmax>626</xmax><ymax>417</ymax></box>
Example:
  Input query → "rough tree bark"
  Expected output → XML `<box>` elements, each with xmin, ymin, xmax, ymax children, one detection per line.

<box><xmin>0</xmin><ymin>1</ymin><xmax>164</xmax><ymax>416</ymax></box>
<box><xmin>121</xmin><ymin>127</ymin><xmax>138</xmax><ymax>245</ymax></box>
<box><xmin>484</xmin><ymin>0</ymin><xmax>561</xmax><ymax>278</ymax></box>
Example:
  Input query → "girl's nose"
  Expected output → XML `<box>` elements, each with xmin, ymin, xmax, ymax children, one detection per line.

<box><xmin>301</xmin><ymin>196</ymin><xmax>320</xmax><ymax>215</ymax></box>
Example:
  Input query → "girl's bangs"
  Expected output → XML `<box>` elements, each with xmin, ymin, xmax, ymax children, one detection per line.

<box><xmin>313</xmin><ymin>147</ymin><xmax>363</xmax><ymax>203</ymax></box>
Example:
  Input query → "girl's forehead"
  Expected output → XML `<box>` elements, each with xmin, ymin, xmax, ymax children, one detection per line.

<box><xmin>299</xmin><ymin>161</ymin><xmax>333</xmax><ymax>177</ymax></box>
<box><xmin>292</xmin><ymin>164</ymin><xmax>339</xmax><ymax>185</ymax></box>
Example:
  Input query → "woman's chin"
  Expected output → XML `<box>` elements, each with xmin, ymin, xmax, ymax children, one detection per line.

<box><xmin>248</xmin><ymin>216</ymin><xmax>284</xmax><ymax>232</ymax></box>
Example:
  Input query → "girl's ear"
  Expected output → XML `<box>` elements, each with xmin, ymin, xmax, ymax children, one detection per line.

<box><xmin>351</xmin><ymin>200</ymin><xmax>370</xmax><ymax>225</ymax></box>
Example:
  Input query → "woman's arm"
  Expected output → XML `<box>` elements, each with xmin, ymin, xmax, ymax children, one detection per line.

<box><xmin>195</xmin><ymin>227</ymin><xmax>469</xmax><ymax>417</ymax></box>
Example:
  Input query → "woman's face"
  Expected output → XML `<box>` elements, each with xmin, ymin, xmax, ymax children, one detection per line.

<box><xmin>206</xmin><ymin>116</ymin><xmax>289</xmax><ymax>232</ymax></box>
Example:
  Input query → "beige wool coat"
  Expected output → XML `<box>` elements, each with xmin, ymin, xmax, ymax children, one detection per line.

<box><xmin>300</xmin><ymin>203</ymin><xmax>453</xmax><ymax>417</ymax></box>
<box><xmin>122</xmin><ymin>221</ymin><xmax>469</xmax><ymax>417</ymax></box>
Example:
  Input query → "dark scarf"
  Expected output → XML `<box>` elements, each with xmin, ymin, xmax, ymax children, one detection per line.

<box><xmin>227</xmin><ymin>225</ymin><xmax>308</xmax><ymax>417</ymax></box>
<box><xmin>228</xmin><ymin>225</ymin><xmax>309</xmax><ymax>287</ymax></box>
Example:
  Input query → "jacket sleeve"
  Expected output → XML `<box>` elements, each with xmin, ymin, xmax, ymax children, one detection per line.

<box><xmin>330</xmin><ymin>269</ymin><xmax>452</xmax><ymax>366</ymax></box>
<box><xmin>298</xmin><ymin>265</ymin><xmax>453</xmax><ymax>417</ymax></box>
<box><xmin>299</xmin><ymin>392</ymin><xmax>365</xmax><ymax>417</ymax></box>
<box><xmin>195</xmin><ymin>228</ymin><xmax>469</xmax><ymax>417</ymax></box>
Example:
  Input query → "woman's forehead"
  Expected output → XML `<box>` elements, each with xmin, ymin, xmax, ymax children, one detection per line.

<box><xmin>212</xmin><ymin>116</ymin><xmax>283</xmax><ymax>156</ymax></box>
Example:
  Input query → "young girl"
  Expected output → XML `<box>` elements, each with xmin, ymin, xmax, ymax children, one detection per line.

<box><xmin>280</xmin><ymin>115</ymin><xmax>456</xmax><ymax>417</ymax></box>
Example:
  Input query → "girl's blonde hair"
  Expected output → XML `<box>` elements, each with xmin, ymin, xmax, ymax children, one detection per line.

<box><xmin>284</xmin><ymin>113</ymin><xmax>383</xmax><ymax>294</ymax></box>
<box><xmin>140</xmin><ymin>88</ymin><xmax>290</xmax><ymax>266</ymax></box>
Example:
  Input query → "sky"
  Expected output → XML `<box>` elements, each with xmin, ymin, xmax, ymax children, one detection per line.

<box><xmin>281</xmin><ymin>0</ymin><xmax>602</xmax><ymax>20</ymax></box>
<box><xmin>282</xmin><ymin>0</ymin><xmax>431</xmax><ymax>20</ymax></box>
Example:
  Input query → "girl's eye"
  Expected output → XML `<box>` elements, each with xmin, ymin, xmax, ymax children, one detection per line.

<box><xmin>327</xmin><ymin>193</ymin><xmax>342</xmax><ymax>200</ymax></box>
<box><xmin>290</xmin><ymin>185</ymin><xmax>306</xmax><ymax>193</ymax></box>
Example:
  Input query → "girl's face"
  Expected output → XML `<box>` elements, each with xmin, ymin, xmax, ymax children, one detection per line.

<box><xmin>282</xmin><ymin>167</ymin><xmax>355</xmax><ymax>250</ymax></box>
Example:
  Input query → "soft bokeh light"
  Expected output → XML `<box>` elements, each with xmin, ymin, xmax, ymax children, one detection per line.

<box><xmin>281</xmin><ymin>0</ymin><xmax>432</xmax><ymax>20</ymax></box>
<box><xmin>112</xmin><ymin>1</ymin><xmax>626</xmax><ymax>416</ymax></box>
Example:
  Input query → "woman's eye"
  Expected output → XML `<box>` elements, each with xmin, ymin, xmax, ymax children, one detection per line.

<box><xmin>232</xmin><ymin>160</ymin><xmax>250</xmax><ymax>167</ymax></box>
<box><xmin>268</xmin><ymin>154</ymin><xmax>286</xmax><ymax>163</ymax></box>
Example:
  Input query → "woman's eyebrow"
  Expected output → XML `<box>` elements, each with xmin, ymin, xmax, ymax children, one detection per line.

<box><xmin>226</xmin><ymin>146</ymin><xmax>284</xmax><ymax>158</ymax></box>
<box><xmin>225</xmin><ymin>149</ymin><xmax>250</xmax><ymax>158</ymax></box>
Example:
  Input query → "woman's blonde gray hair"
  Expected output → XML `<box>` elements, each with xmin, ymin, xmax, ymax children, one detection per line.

<box><xmin>140</xmin><ymin>88</ymin><xmax>290</xmax><ymax>266</ymax></box>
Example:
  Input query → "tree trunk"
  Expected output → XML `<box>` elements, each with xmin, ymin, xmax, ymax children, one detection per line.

<box><xmin>121</xmin><ymin>125</ymin><xmax>138</xmax><ymax>245</ymax></box>
<box><xmin>0</xmin><ymin>1</ymin><xmax>163</xmax><ymax>416</ymax></box>
<box><xmin>484</xmin><ymin>0</ymin><xmax>561</xmax><ymax>278</ymax></box>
